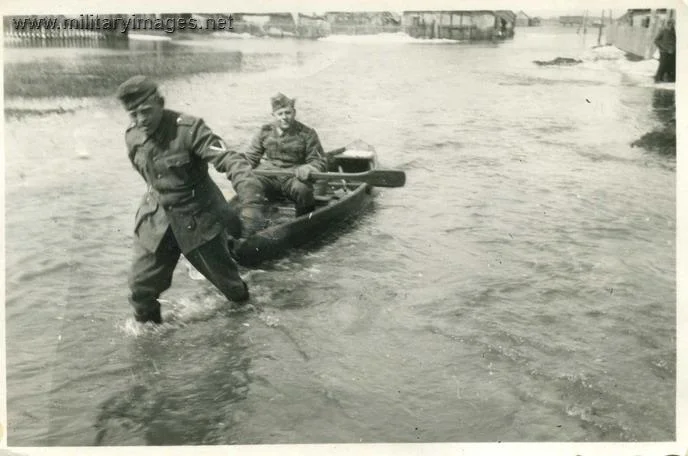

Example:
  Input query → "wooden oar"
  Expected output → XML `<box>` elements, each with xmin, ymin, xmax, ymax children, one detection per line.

<box><xmin>254</xmin><ymin>168</ymin><xmax>406</xmax><ymax>188</ymax></box>
<box><xmin>324</xmin><ymin>146</ymin><xmax>346</xmax><ymax>157</ymax></box>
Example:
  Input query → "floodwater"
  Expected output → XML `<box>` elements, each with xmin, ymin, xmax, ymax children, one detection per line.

<box><xmin>4</xmin><ymin>26</ymin><xmax>676</xmax><ymax>445</ymax></box>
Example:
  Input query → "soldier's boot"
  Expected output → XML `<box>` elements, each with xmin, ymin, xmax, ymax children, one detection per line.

<box><xmin>130</xmin><ymin>295</ymin><xmax>163</xmax><ymax>324</ymax></box>
<box><xmin>134</xmin><ymin>308</ymin><xmax>162</xmax><ymax>324</ymax></box>
<box><xmin>221</xmin><ymin>280</ymin><xmax>250</xmax><ymax>304</ymax></box>
<box><xmin>236</xmin><ymin>281</ymin><xmax>250</xmax><ymax>302</ymax></box>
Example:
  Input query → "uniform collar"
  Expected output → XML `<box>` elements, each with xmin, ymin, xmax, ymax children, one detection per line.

<box><xmin>275</xmin><ymin>120</ymin><xmax>300</xmax><ymax>136</ymax></box>
<box><xmin>139</xmin><ymin>109</ymin><xmax>173</xmax><ymax>142</ymax></box>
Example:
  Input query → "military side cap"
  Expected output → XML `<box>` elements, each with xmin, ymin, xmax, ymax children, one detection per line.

<box><xmin>116</xmin><ymin>75</ymin><xmax>159</xmax><ymax>110</ymax></box>
<box><xmin>271</xmin><ymin>92</ymin><xmax>295</xmax><ymax>111</ymax></box>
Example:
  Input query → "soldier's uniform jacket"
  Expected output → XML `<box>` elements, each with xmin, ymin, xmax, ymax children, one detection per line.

<box><xmin>244</xmin><ymin>120</ymin><xmax>326</xmax><ymax>171</ymax></box>
<box><xmin>126</xmin><ymin>109</ymin><xmax>263</xmax><ymax>254</ymax></box>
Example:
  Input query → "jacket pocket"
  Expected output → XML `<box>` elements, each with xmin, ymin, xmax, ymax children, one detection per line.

<box><xmin>134</xmin><ymin>194</ymin><xmax>159</xmax><ymax>233</ymax></box>
<box><xmin>160</xmin><ymin>153</ymin><xmax>193</xmax><ymax>183</ymax></box>
<box><xmin>163</xmin><ymin>153</ymin><xmax>192</xmax><ymax>168</ymax></box>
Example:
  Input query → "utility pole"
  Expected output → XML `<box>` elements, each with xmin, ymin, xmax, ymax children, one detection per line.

<box><xmin>577</xmin><ymin>10</ymin><xmax>588</xmax><ymax>34</ymax></box>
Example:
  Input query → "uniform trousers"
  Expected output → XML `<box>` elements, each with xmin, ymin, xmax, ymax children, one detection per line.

<box><xmin>655</xmin><ymin>51</ymin><xmax>676</xmax><ymax>82</ymax></box>
<box><xmin>128</xmin><ymin>227</ymin><xmax>248</xmax><ymax>322</ymax></box>
<box><xmin>256</xmin><ymin>173</ymin><xmax>315</xmax><ymax>216</ymax></box>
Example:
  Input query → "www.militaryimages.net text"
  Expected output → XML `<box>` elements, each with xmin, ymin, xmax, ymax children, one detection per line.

<box><xmin>10</xmin><ymin>14</ymin><xmax>235</xmax><ymax>34</ymax></box>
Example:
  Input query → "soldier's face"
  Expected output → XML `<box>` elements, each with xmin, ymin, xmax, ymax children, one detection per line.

<box><xmin>273</xmin><ymin>106</ymin><xmax>296</xmax><ymax>130</ymax></box>
<box><xmin>129</xmin><ymin>96</ymin><xmax>164</xmax><ymax>135</ymax></box>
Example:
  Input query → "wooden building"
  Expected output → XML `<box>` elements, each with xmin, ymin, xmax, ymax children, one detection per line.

<box><xmin>515</xmin><ymin>11</ymin><xmax>530</xmax><ymax>27</ymax></box>
<box><xmin>605</xmin><ymin>8</ymin><xmax>675</xmax><ymax>59</ymax></box>
<box><xmin>559</xmin><ymin>16</ymin><xmax>585</xmax><ymax>26</ymax></box>
<box><xmin>232</xmin><ymin>12</ymin><xmax>329</xmax><ymax>38</ymax></box>
<box><xmin>495</xmin><ymin>10</ymin><xmax>516</xmax><ymax>38</ymax></box>
<box><xmin>402</xmin><ymin>10</ymin><xmax>515</xmax><ymax>41</ymax></box>
<box><xmin>324</xmin><ymin>11</ymin><xmax>401</xmax><ymax>35</ymax></box>
<box><xmin>296</xmin><ymin>13</ymin><xmax>330</xmax><ymax>39</ymax></box>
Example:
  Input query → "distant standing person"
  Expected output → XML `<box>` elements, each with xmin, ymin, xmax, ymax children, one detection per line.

<box><xmin>116</xmin><ymin>75</ymin><xmax>265</xmax><ymax>324</ymax></box>
<box><xmin>654</xmin><ymin>18</ymin><xmax>675</xmax><ymax>83</ymax></box>
<box><xmin>244</xmin><ymin>93</ymin><xmax>326</xmax><ymax>216</ymax></box>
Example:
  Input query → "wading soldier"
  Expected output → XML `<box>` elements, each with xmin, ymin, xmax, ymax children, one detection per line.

<box><xmin>117</xmin><ymin>75</ymin><xmax>265</xmax><ymax>324</ymax></box>
<box><xmin>244</xmin><ymin>93</ymin><xmax>326</xmax><ymax>216</ymax></box>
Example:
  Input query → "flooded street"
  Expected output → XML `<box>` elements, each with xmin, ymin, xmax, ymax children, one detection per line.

<box><xmin>4</xmin><ymin>26</ymin><xmax>675</xmax><ymax>445</ymax></box>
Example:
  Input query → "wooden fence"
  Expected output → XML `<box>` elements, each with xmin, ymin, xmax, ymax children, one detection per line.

<box><xmin>605</xmin><ymin>9</ymin><xmax>675</xmax><ymax>59</ymax></box>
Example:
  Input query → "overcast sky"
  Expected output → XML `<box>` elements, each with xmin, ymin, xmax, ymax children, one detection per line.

<box><xmin>0</xmin><ymin>0</ymin><xmax>656</xmax><ymax>17</ymax></box>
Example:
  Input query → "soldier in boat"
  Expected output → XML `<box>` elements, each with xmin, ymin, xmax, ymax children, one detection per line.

<box><xmin>244</xmin><ymin>93</ymin><xmax>327</xmax><ymax>217</ymax></box>
<box><xmin>116</xmin><ymin>75</ymin><xmax>265</xmax><ymax>324</ymax></box>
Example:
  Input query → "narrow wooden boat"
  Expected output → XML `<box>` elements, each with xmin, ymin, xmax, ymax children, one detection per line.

<box><xmin>230</xmin><ymin>140</ymin><xmax>380</xmax><ymax>267</ymax></box>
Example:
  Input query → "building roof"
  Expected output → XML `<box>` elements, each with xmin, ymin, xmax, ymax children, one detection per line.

<box><xmin>298</xmin><ymin>12</ymin><xmax>327</xmax><ymax>20</ymax></box>
<box><xmin>495</xmin><ymin>10</ymin><xmax>516</xmax><ymax>21</ymax></box>
<box><xmin>403</xmin><ymin>10</ymin><xmax>498</xmax><ymax>15</ymax></box>
<box><xmin>234</xmin><ymin>12</ymin><xmax>293</xmax><ymax>18</ymax></box>
<box><xmin>325</xmin><ymin>11</ymin><xmax>394</xmax><ymax>14</ymax></box>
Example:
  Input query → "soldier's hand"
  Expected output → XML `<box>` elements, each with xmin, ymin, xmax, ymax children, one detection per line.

<box><xmin>295</xmin><ymin>164</ymin><xmax>317</xmax><ymax>182</ymax></box>
<box><xmin>220</xmin><ymin>202</ymin><xmax>244</xmax><ymax>240</ymax></box>
<box><xmin>240</xmin><ymin>204</ymin><xmax>266</xmax><ymax>237</ymax></box>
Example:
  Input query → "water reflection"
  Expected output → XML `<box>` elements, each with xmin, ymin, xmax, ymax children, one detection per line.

<box><xmin>4</xmin><ymin>36</ymin><xmax>131</xmax><ymax>50</ymax></box>
<box><xmin>4</xmin><ymin>39</ymin><xmax>243</xmax><ymax>100</ymax></box>
<box><xmin>651</xmin><ymin>88</ymin><xmax>675</xmax><ymax>125</ymax></box>
<box><xmin>127</xmin><ymin>38</ymin><xmax>173</xmax><ymax>53</ymax></box>
<box><xmin>93</xmin><ymin>317</ymin><xmax>253</xmax><ymax>445</ymax></box>
<box><xmin>631</xmin><ymin>89</ymin><xmax>676</xmax><ymax>156</ymax></box>
<box><xmin>3</xmin><ymin>35</ymin><xmax>176</xmax><ymax>56</ymax></box>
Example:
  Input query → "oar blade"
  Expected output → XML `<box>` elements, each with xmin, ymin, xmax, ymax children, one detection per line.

<box><xmin>311</xmin><ymin>169</ymin><xmax>406</xmax><ymax>187</ymax></box>
<box><xmin>254</xmin><ymin>169</ymin><xmax>406</xmax><ymax>188</ymax></box>
<box><xmin>365</xmin><ymin>169</ymin><xmax>406</xmax><ymax>188</ymax></box>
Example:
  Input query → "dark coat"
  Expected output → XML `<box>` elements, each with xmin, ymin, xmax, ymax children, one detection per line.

<box><xmin>244</xmin><ymin>120</ymin><xmax>326</xmax><ymax>171</ymax></box>
<box><xmin>125</xmin><ymin>109</ymin><xmax>264</xmax><ymax>254</ymax></box>
<box><xmin>654</xmin><ymin>26</ymin><xmax>676</xmax><ymax>53</ymax></box>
